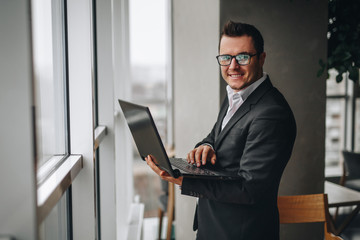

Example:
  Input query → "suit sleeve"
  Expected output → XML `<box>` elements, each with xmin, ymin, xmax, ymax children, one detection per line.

<box><xmin>181</xmin><ymin>104</ymin><xmax>296</xmax><ymax>205</ymax></box>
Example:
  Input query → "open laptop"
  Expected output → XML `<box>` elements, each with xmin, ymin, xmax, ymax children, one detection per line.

<box><xmin>118</xmin><ymin>99</ymin><xmax>241</xmax><ymax>179</ymax></box>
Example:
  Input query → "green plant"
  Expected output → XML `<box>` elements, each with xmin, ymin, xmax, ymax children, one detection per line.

<box><xmin>318</xmin><ymin>0</ymin><xmax>360</xmax><ymax>83</ymax></box>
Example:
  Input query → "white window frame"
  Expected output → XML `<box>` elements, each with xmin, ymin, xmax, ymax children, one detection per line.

<box><xmin>0</xmin><ymin>0</ymin><xmax>133</xmax><ymax>239</ymax></box>
<box><xmin>67</xmin><ymin>0</ymin><xmax>133</xmax><ymax>239</ymax></box>
<box><xmin>93</xmin><ymin>0</ymin><xmax>133</xmax><ymax>239</ymax></box>
<box><xmin>111</xmin><ymin>0</ymin><xmax>135</xmax><ymax>238</ymax></box>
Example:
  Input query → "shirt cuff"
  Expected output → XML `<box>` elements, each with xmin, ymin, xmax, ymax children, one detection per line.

<box><xmin>201</xmin><ymin>143</ymin><xmax>214</xmax><ymax>150</ymax></box>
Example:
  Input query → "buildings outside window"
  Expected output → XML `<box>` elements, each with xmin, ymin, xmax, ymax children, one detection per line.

<box><xmin>325</xmin><ymin>69</ymin><xmax>360</xmax><ymax>176</ymax></box>
<box><xmin>129</xmin><ymin>0</ymin><xmax>172</xmax><ymax>218</ymax></box>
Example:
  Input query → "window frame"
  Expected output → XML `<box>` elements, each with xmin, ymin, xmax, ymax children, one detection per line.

<box><xmin>0</xmin><ymin>0</ymin><xmax>131</xmax><ymax>239</ymax></box>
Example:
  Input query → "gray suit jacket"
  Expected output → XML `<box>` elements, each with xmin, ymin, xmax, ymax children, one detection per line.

<box><xmin>181</xmin><ymin>77</ymin><xmax>297</xmax><ymax>240</ymax></box>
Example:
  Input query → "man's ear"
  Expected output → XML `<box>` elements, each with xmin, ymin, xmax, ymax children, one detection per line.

<box><xmin>259</xmin><ymin>52</ymin><xmax>266</xmax><ymax>66</ymax></box>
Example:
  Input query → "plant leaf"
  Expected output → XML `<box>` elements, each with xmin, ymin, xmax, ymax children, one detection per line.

<box><xmin>348</xmin><ymin>66</ymin><xmax>359</xmax><ymax>82</ymax></box>
<box><xmin>336</xmin><ymin>72</ymin><xmax>344</xmax><ymax>83</ymax></box>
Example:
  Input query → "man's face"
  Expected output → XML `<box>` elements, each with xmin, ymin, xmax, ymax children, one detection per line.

<box><xmin>219</xmin><ymin>35</ymin><xmax>266</xmax><ymax>92</ymax></box>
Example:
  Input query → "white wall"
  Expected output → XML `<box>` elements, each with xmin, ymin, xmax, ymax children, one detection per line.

<box><xmin>219</xmin><ymin>1</ymin><xmax>328</xmax><ymax>238</ymax></box>
<box><xmin>173</xmin><ymin>0</ymin><xmax>220</xmax><ymax>239</ymax></box>
<box><xmin>173</xmin><ymin>0</ymin><xmax>328</xmax><ymax>239</ymax></box>
<box><xmin>0</xmin><ymin>1</ymin><xmax>38</xmax><ymax>239</ymax></box>
<box><xmin>220</xmin><ymin>0</ymin><xmax>328</xmax><ymax>198</ymax></box>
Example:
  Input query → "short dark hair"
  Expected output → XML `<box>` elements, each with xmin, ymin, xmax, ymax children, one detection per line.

<box><xmin>220</xmin><ymin>21</ymin><xmax>264</xmax><ymax>54</ymax></box>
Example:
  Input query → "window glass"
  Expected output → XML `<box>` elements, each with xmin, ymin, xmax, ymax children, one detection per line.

<box><xmin>32</xmin><ymin>0</ymin><xmax>67</xmax><ymax>168</ymax></box>
<box><xmin>326</xmin><ymin>69</ymin><xmax>346</xmax><ymax>96</ymax></box>
<box><xmin>355</xmin><ymin>98</ymin><xmax>360</xmax><ymax>152</ymax></box>
<box><xmin>325</xmin><ymin>69</ymin><xmax>358</xmax><ymax>177</ymax></box>
<box><xmin>129</xmin><ymin>0</ymin><xmax>170</xmax><ymax>217</ymax></box>
<box><xmin>31</xmin><ymin>0</ymin><xmax>70</xmax><ymax>238</ymax></box>
<box><xmin>325</xmin><ymin>69</ymin><xmax>348</xmax><ymax>177</ymax></box>
<box><xmin>325</xmin><ymin>98</ymin><xmax>346</xmax><ymax>167</ymax></box>
<box><xmin>38</xmin><ymin>192</ymin><xmax>69</xmax><ymax>240</ymax></box>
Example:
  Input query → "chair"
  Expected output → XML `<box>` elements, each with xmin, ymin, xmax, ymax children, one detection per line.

<box><xmin>342</xmin><ymin>151</ymin><xmax>360</xmax><ymax>191</ymax></box>
<box><xmin>158</xmin><ymin>180</ymin><xmax>175</xmax><ymax>240</ymax></box>
<box><xmin>278</xmin><ymin>194</ymin><xmax>343</xmax><ymax>240</ymax></box>
<box><xmin>157</xmin><ymin>146</ymin><xmax>176</xmax><ymax>240</ymax></box>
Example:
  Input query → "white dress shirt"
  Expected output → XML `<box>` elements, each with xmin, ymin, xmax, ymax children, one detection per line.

<box><xmin>221</xmin><ymin>73</ymin><xmax>268</xmax><ymax>130</ymax></box>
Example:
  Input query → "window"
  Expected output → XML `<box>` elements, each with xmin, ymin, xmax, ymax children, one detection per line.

<box><xmin>38</xmin><ymin>192</ymin><xmax>71</xmax><ymax>240</ymax></box>
<box><xmin>325</xmin><ymin>69</ymin><xmax>359</xmax><ymax>176</ymax></box>
<box><xmin>31</xmin><ymin>0</ymin><xmax>71</xmax><ymax>238</ymax></box>
<box><xmin>1</xmin><ymin>0</ymin><xmax>118</xmax><ymax>239</ymax></box>
<box><xmin>32</xmin><ymin>0</ymin><xmax>68</xmax><ymax>169</ymax></box>
<box><xmin>356</xmin><ymin>98</ymin><xmax>360</xmax><ymax>152</ymax></box>
<box><xmin>129</xmin><ymin>0</ymin><xmax>172</xmax><ymax>218</ymax></box>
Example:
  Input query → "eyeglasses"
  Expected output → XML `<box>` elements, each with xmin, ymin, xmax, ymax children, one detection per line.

<box><xmin>216</xmin><ymin>53</ymin><xmax>257</xmax><ymax>66</ymax></box>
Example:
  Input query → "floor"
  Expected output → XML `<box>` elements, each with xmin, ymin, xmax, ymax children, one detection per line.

<box><xmin>338</xmin><ymin>213</ymin><xmax>360</xmax><ymax>240</ymax></box>
<box><xmin>326</xmin><ymin>177</ymin><xmax>360</xmax><ymax>240</ymax></box>
<box><xmin>141</xmin><ymin>214</ymin><xmax>360</xmax><ymax>240</ymax></box>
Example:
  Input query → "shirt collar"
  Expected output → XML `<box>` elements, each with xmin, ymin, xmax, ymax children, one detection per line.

<box><xmin>226</xmin><ymin>72</ymin><xmax>268</xmax><ymax>104</ymax></box>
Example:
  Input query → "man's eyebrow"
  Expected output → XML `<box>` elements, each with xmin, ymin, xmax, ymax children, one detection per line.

<box><xmin>219</xmin><ymin>52</ymin><xmax>251</xmax><ymax>56</ymax></box>
<box><xmin>237</xmin><ymin>52</ymin><xmax>251</xmax><ymax>55</ymax></box>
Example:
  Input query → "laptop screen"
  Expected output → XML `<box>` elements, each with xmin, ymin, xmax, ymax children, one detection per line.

<box><xmin>118</xmin><ymin>99</ymin><xmax>175</xmax><ymax>176</ymax></box>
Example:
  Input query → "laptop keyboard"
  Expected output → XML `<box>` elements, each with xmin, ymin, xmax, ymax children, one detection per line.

<box><xmin>170</xmin><ymin>158</ymin><xmax>218</xmax><ymax>176</ymax></box>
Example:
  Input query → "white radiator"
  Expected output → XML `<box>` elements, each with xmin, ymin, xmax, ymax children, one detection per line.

<box><xmin>126</xmin><ymin>196</ymin><xmax>145</xmax><ymax>240</ymax></box>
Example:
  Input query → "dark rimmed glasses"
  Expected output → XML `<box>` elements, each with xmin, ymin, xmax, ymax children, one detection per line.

<box><xmin>216</xmin><ymin>53</ymin><xmax>257</xmax><ymax>66</ymax></box>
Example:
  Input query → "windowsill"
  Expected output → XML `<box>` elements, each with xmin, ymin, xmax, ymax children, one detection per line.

<box><xmin>325</xmin><ymin>165</ymin><xmax>343</xmax><ymax>178</ymax></box>
<box><xmin>37</xmin><ymin>155</ymin><xmax>66</xmax><ymax>186</ymax></box>
<box><xmin>37</xmin><ymin>155</ymin><xmax>83</xmax><ymax>224</ymax></box>
<box><xmin>94</xmin><ymin>125</ymin><xmax>107</xmax><ymax>150</ymax></box>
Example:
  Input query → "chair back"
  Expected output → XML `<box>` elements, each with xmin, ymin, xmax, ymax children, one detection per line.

<box><xmin>342</xmin><ymin>150</ymin><xmax>360</xmax><ymax>179</ymax></box>
<box><xmin>278</xmin><ymin>194</ymin><xmax>343</xmax><ymax>240</ymax></box>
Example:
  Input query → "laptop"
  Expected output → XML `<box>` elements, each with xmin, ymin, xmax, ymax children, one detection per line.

<box><xmin>118</xmin><ymin>99</ymin><xmax>241</xmax><ymax>179</ymax></box>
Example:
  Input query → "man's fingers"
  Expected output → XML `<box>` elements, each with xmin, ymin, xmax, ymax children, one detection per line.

<box><xmin>160</xmin><ymin>171</ymin><xmax>170</xmax><ymax>177</ymax></box>
<box><xmin>202</xmin><ymin>147</ymin><xmax>209</xmax><ymax>165</ymax></box>
<box><xmin>146</xmin><ymin>155</ymin><xmax>183</xmax><ymax>186</ymax></box>
<box><xmin>146</xmin><ymin>155</ymin><xmax>161</xmax><ymax>174</ymax></box>
<box><xmin>147</xmin><ymin>156</ymin><xmax>171</xmax><ymax>179</ymax></box>
<box><xmin>188</xmin><ymin>149</ymin><xmax>196</xmax><ymax>164</ymax></box>
<box><xmin>187</xmin><ymin>145</ymin><xmax>217</xmax><ymax>167</ymax></box>
<box><xmin>211</xmin><ymin>154</ymin><xmax>217</xmax><ymax>165</ymax></box>
<box><xmin>194</xmin><ymin>148</ymin><xmax>203</xmax><ymax>167</ymax></box>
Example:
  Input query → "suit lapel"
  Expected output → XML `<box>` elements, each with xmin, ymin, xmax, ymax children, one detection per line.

<box><xmin>214</xmin><ymin>97</ymin><xmax>229</xmax><ymax>140</ymax></box>
<box><xmin>215</xmin><ymin>77</ymin><xmax>273</xmax><ymax>147</ymax></box>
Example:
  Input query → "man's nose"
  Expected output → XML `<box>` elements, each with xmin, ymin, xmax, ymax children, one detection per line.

<box><xmin>229</xmin><ymin>57</ymin><xmax>240</xmax><ymax>69</ymax></box>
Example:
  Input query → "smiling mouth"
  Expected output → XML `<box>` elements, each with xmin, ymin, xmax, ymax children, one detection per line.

<box><xmin>229</xmin><ymin>73</ymin><xmax>245</xmax><ymax>78</ymax></box>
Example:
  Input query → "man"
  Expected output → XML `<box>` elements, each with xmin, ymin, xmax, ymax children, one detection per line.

<box><xmin>146</xmin><ymin>21</ymin><xmax>296</xmax><ymax>240</ymax></box>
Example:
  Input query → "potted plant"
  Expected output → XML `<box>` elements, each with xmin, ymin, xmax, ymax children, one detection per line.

<box><xmin>318</xmin><ymin>0</ymin><xmax>360</xmax><ymax>83</ymax></box>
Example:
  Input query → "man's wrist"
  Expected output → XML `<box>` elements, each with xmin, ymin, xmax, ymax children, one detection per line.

<box><xmin>201</xmin><ymin>143</ymin><xmax>214</xmax><ymax>150</ymax></box>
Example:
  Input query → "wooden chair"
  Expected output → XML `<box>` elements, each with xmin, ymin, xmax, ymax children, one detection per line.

<box><xmin>342</xmin><ymin>150</ymin><xmax>360</xmax><ymax>191</ymax></box>
<box><xmin>158</xmin><ymin>181</ymin><xmax>174</xmax><ymax>240</ymax></box>
<box><xmin>278</xmin><ymin>194</ymin><xmax>343</xmax><ymax>240</ymax></box>
<box><xmin>158</xmin><ymin>145</ymin><xmax>175</xmax><ymax>240</ymax></box>
<box><xmin>334</xmin><ymin>151</ymin><xmax>360</xmax><ymax>222</ymax></box>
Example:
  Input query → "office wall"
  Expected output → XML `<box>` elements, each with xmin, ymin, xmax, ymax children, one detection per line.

<box><xmin>219</xmin><ymin>0</ymin><xmax>328</xmax><ymax>239</ymax></box>
<box><xmin>0</xmin><ymin>1</ymin><xmax>38</xmax><ymax>239</ymax></box>
<box><xmin>173</xmin><ymin>0</ymin><xmax>328</xmax><ymax>239</ymax></box>
<box><xmin>173</xmin><ymin>0</ymin><xmax>220</xmax><ymax>239</ymax></box>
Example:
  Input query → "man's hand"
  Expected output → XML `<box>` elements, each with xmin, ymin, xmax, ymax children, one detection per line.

<box><xmin>187</xmin><ymin>145</ymin><xmax>217</xmax><ymax>167</ymax></box>
<box><xmin>145</xmin><ymin>155</ymin><xmax>183</xmax><ymax>186</ymax></box>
